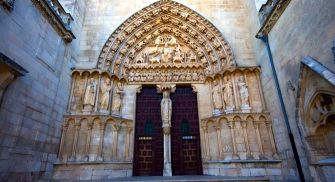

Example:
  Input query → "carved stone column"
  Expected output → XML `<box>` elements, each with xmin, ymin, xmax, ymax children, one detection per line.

<box><xmin>266</xmin><ymin>121</ymin><xmax>279</xmax><ymax>159</ymax></box>
<box><xmin>96</xmin><ymin>121</ymin><xmax>106</xmax><ymax>161</ymax></box>
<box><xmin>157</xmin><ymin>84</ymin><xmax>176</xmax><ymax>176</ymax></box>
<box><xmin>69</xmin><ymin>122</ymin><xmax>81</xmax><ymax>162</ymax></box>
<box><xmin>84</xmin><ymin>121</ymin><xmax>94</xmax><ymax>161</ymax></box>
<box><xmin>94</xmin><ymin>75</ymin><xmax>102</xmax><ymax>112</ymax></box>
<box><xmin>214</xmin><ymin>124</ymin><xmax>223</xmax><ymax>159</ymax></box>
<box><xmin>254</xmin><ymin>121</ymin><xmax>265</xmax><ymax>159</ymax></box>
<box><xmin>58</xmin><ymin>122</ymin><xmax>69</xmax><ymax>162</ymax></box>
<box><xmin>202</xmin><ymin>126</ymin><xmax>210</xmax><ymax>161</ymax></box>
<box><xmin>112</xmin><ymin>124</ymin><xmax>120</xmax><ymax>160</ymax></box>
<box><xmin>125</xmin><ymin>126</ymin><xmax>133</xmax><ymax>161</ymax></box>
<box><xmin>241</xmin><ymin>121</ymin><xmax>253</xmax><ymax>159</ymax></box>
<box><xmin>228</xmin><ymin>121</ymin><xmax>239</xmax><ymax>159</ymax></box>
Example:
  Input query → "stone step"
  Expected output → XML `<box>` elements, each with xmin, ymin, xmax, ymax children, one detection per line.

<box><xmin>77</xmin><ymin>175</ymin><xmax>269</xmax><ymax>182</ymax></box>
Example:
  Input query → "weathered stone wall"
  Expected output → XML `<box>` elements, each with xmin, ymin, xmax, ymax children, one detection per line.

<box><xmin>249</xmin><ymin>0</ymin><xmax>335</xmax><ymax>181</ymax></box>
<box><xmin>0</xmin><ymin>0</ymin><xmax>87</xmax><ymax>181</ymax></box>
<box><xmin>77</xmin><ymin>0</ymin><xmax>257</xmax><ymax>69</ymax></box>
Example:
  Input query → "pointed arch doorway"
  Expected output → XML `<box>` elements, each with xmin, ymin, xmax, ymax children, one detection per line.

<box><xmin>133</xmin><ymin>86</ymin><xmax>202</xmax><ymax>176</ymax></box>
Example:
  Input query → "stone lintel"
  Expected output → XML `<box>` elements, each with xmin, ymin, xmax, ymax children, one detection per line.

<box><xmin>31</xmin><ymin>0</ymin><xmax>75</xmax><ymax>43</ymax></box>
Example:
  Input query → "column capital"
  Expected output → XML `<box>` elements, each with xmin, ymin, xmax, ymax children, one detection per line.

<box><xmin>241</xmin><ymin>120</ymin><xmax>248</xmax><ymax>128</ymax></box>
<box><xmin>112</xmin><ymin>124</ymin><xmax>121</xmax><ymax>132</ymax></box>
<box><xmin>227</xmin><ymin>121</ymin><xmax>235</xmax><ymax>128</ymax></box>
<box><xmin>87</xmin><ymin>121</ymin><xmax>94</xmax><ymax>130</ymax></box>
<box><xmin>156</xmin><ymin>84</ymin><xmax>176</xmax><ymax>94</ymax></box>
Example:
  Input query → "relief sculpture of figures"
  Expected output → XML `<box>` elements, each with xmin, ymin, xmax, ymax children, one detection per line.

<box><xmin>173</xmin><ymin>44</ymin><xmax>183</xmax><ymax>63</ymax></box>
<box><xmin>237</xmin><ymin>76</ymin><xmax>251</xmax><ymax>111</ymax></box>
<box><xmin>222</xmin><ymin>76</ymin><xmax>235</xmax><ymax>113</ymax></box>
<box><xmin>71</xmin><ymin>85</ymin><xmax>82</xmax><ymax>112</ymax></box>
<box><xmin>161</xmin><ymin>43</ymin><xmax>172</xmax><ymax>63</ymax></box>
<box><xmin>83</xmin><ymin>78</ymin><xmax>97</xmax><ymax>112</ymax></box>
<box><xmin>111</xmin><ymin>81</ymin><xmax>124</xmax><ymax>114</ymax></box>
<box><xmin>212</xmin><ymin>80</ymin><xmax>223</xmax><ymax>115</ymax></box>
<box><xmin>99</xmin><ymin>78</ymin><xmax>112</xmax><ymax>112</ymax></box>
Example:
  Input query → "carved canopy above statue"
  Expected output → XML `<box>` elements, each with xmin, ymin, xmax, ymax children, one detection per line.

<box><xmin>96</xmin><ymin>0</ymin><xmax>235</xmax><ymax>83</ymax></box>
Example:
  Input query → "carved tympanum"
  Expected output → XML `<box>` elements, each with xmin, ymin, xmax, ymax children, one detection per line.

<box><xmin>95</xmin><ymin>0</ymin><xmax>235</xmax><ymax>84</ymax></box>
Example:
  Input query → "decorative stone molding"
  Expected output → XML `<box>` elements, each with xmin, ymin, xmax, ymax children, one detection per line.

<box><xmin>31</xmin><ymin>0</ymin><xmax>75</xmax><ymax>42</ymax></box>
<box><xmin>256</xmin><ymin>0</ymin><xmax>291</xmax><ymax>37</ymax></box>
<box><xmin>302</xmin><ymin>56</ymin><xmax>335</xmax><ymax>86</ymax></box>
<box><xmin>0</xmin><ymin>0</ymin><xmax>15</xmax><ymax>11</ymax></box>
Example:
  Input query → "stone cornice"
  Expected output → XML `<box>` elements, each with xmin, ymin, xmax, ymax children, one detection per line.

<box><xmin>302</xmin><ymin>56</ymin><xmax>335</xmax><ymax>86</ymax></box>
<box><xmin>31</xmin><ymin>0</ymin><xmax>75</xmax><ymax>43</ymax></box>
<box><xmin>256</xmin><ymin>0</ymin><xmax>291</xmax><ymax>37</ymax></box>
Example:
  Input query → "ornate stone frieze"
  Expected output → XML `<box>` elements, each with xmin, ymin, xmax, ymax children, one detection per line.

<box><xmin>256</xmin><ymin>0</ymin><xmax>291</xmax><ymax>37</ymax></box>
<box><xmin>31</xmin><ymin>0</ymin><xmax>75</xmax><ymax>42</ymax></box>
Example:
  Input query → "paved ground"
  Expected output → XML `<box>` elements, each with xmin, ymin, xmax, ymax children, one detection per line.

<box><xmin>78</xmin><ymin>175</ymin><xmax>269</xmax><ymax>182</ymax></box>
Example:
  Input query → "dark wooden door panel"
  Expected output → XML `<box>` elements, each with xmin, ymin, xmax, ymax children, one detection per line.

<box><xmin>171</xmin><ymin>86</ymin><xmax>203</xmax><ymax>175</ymax></box>
<box><xmin>133</xmin><ymin>87</ymin><xmax>163</xmax><ymax>176</ymax></box>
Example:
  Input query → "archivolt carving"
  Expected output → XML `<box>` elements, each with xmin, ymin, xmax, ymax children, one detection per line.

<box><xmin>96</xmin><ymin>0</ymin><xmax>235</xmax><ymax>83</ymax></box>
<box><xmin>305</xmin><ymin>91</ymin><xmax>335</xmax><ymax>135</ymax></box>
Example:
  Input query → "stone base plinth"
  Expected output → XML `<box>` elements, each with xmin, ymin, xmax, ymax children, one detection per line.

<box><xmin>53</xmin><ymin>162</ymin><xmax>132</xmax><ymax>180</ymax></box>
<box><xmin>203</xmin><ymin>160</ymin><xmax>285</xmax><ymax>181</ymax></box>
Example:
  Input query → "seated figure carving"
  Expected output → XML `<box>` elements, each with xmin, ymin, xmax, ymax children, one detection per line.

<box><xmin>173</xmin><ymin>45</ymin><xmax>183</xmax><ymax>64</ymax></box>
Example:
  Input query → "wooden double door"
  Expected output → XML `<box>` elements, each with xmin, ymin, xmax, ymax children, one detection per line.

<box><xmin>133</xmin><ymin>86</ymin><xmax>202</xmax><ymax>176</ymax></box>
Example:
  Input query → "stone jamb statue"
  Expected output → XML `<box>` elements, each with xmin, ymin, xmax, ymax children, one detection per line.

<box><xmin>222</xmin><ymin>76</ymin><xmax>235</xmax><ymax>113</ymax></box>
<box><xmin>212</xmin><ymin>79</ymin><xmax>223</xmax><ymax>115</ymax></box>
<box><xmin>99</xmin><ymin>78</ymin><xmax>112</xmax><ymax>112</ymax></box>
<box><xmin>111</xmin><ymin>81</ymin><xmax>124</xmax><ymax>115</ymax></box>
<box><xmin>83</xmin><ymin>78</ymin><xmax>97</xmax><ymax>112</ymax></box>
<box><xmin>237</xmin><ymin>76</ymin><xmax>251</xmax><ymax>111</ymax></box>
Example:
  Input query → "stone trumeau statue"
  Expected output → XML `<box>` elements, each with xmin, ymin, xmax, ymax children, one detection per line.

<box><xmin>99</xmin><ymin>78</ymin><xmax>112</xmax><ymax>111</ymax></box>
<box><xmin>161</xmin><ymin>91</ymin><xmax>172</xmax><ymax>129</ymax></box>
<box><xmin>212</xmin><ymin>80</ymin><xmax>223</xmax><ymax>115</ymax></box>
<box><xmin>222</xmin><ymin>76</ymin><xmax>235</xmax><ymax>112</ymax></box>
<box><xmin>83</xmin><ymin>78</ymin><xmax>97</xmax><ymax>111</ymax></box>
<box><xmin>111</xmin><ymin>81</ymin><xmax>124</xmax><ymax>114</ymax></box>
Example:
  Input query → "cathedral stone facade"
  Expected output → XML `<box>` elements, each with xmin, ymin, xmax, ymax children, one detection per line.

<box><xmin>0</xmin><ymin>0</ymin><xmax>334</xmax><ymax>181</ymax></box>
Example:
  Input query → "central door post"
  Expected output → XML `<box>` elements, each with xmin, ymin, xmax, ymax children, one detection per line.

<box><xmin>157</xmin><ymin>84</ymin><xmax>176</xmax><ymax>176</ymax></box>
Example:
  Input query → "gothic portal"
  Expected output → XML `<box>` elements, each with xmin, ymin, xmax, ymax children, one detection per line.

<box><xmin>55</xmin><ymin>0</ymin><xmax>279</xmax><ymax>179</ymax></box>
